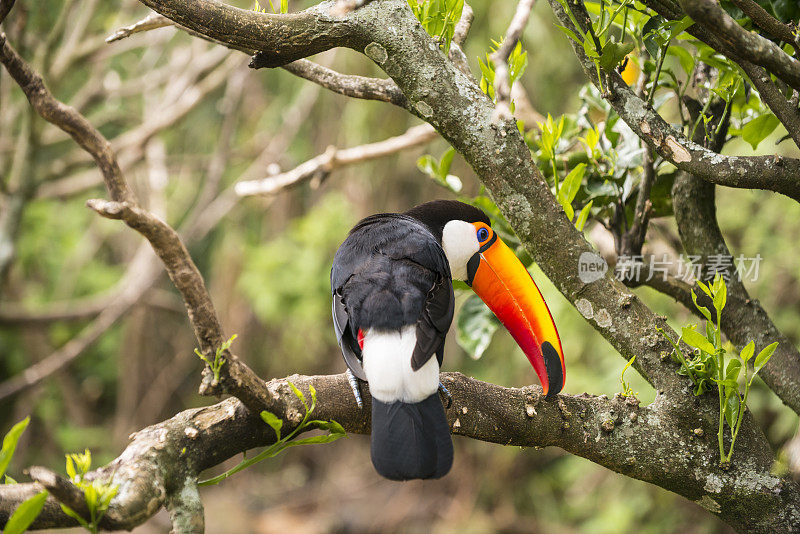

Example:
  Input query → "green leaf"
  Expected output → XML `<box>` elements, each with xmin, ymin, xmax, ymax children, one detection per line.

<box><xmin>60</xmin><ymin>504</ymin><xmax>89</xmax><ymax>528</ymax></box>
<box><xmin>681</xmin><ymin>326</ymin><xmax>716</xmax><ymax>355</ymax></box>
<box><xmin>575</xmin><ymin>200</ymin><xmax>593</xmax><ymax>231</ymax></box>
<box><xmin>287</xmin><ymin>381</ymin><xmax>306</xmax><ymax>408</ymax></box>
<box><xmin>754</xmin><ymin>342</ymin><xmax>779</xmax><ymax>374</ymax></box>
<box><xmin>725</xmin><ymin>359</ymin><xmax>742</xmax><ymax>383</ymax></box>
<box><xmin>260</xmin><ymin>411</ymin><xmax>283</xmax><ymax>440</ymax></box>
<box><xmin>310</xmin><ymin>420</ymin><xmax>346</xmax><ymax>435</ymax></box>
<box><xmin>290</xmin><ymin>434</ymin><xmax>345</xmax><ymax>445</ymax></box>
<box><xmin>0</xmin><ymin>417</ymin><xmax>30</xmax><ymax>480</ymax></box>
<box><xmin>667</xmin><ymin>16</ymin><xmax>694</xmax><ymax>41</ymax></box>
<box><xmin>741</xmin><ymin>114</ymin><xmax>780</xmax><ymax>150</ymax></box>
<box><xmin>5</xmin><ymin>474</ymin><xmax>17</xmax><ymax>484</ymax></box>
<box><xmin>281</xmin><ymin>0</ymin><xmax>288</xmax><ymax>13</ymax></box>
<box><xmin>740</xmin><ymin>341</ymin><xmax>755</xmax><ymax>363</ymax></box>
<box><xmin>4</xmin><ymin>490</ymin><xmax>48</xmax><ymax>534</ymax></box>
<box><xmin>439</xmin><ymin>147</ymin><xmax>455</xmax><ymax>177</ymax></box>
<box><xmin>668</xmin><ymin>45</ymin><xmax>694</xmax><ymax>76</ymax></box>
<box><xmin>583</xmin><ymin>35</ymin><xmax>600</xmax><ymax>59</ymax></box>
<box><xmin>65</xmin><ymin>456</ymin><xmax>76</xmax><ymax>480</ymax></box>
<box><xmin>561</xmin><ymin>163</ymin><xmax>586</xmax><ymax>205</ymax></box>
<box><xmin>691</xmin><ymin>289</ymin><xmax>712</xmax><ymax>321</ymax></box>
<box><xmin>456</xmin><ymin>294</ymin><xmax>500</xmax><ymax>359</ymax></box>
<box><xmin>599</xmin><ymin>40</ymin><xmax>634</xmax><ymax>72</ymax></box>
<box><xmin>713</xmin><ymin>279</ymin><xmax>727</xmax><ymax>313</ymax></box>
<box><xmin>555</xmin><ymin>24</ymin><xmax>582</xmax><ymax>43</ymax></box>
<box><xmin>724</xmin><ymin>391</ymin><xmax>740</xmax><ymax>429</ymax></box>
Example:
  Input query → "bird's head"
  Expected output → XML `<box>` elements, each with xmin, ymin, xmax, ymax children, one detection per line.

<box><xmin>405</xmin><ymin>200</ymin><xmax>565</xmax><ymax>398</ymax></box>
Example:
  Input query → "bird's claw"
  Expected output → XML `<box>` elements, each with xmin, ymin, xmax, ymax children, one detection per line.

<box><xmin>438</xmin><ymin>381</ymin><xmax>452</xmax><ymax>409</ymax></box>
<box><xmin>346</xmin><ymin>369</ymin><xmax>363</xmax><ymax>409</ymax></box>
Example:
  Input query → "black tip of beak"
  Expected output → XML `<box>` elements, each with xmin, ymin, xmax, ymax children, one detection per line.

<box><xmin>542</xmin><ymin>341</ymin><xmax>564</xmax><ymax>399</ymax></box>
<box><xmin>465</xmin><ymin>253</ymin><xmax>480</xmax><ymax>287</ymax></box>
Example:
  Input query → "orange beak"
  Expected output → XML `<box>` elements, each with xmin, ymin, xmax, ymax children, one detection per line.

<box><xmin>466</xmin><ymin>223</ymin><xmax>565</xmax><ymax>398</ymax></box>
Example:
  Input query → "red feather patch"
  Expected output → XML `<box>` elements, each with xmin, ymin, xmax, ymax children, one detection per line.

<box><xmin>357</xmin><ymin>329</ymin><xmax>365</xmax><ymax>350</ymax></box>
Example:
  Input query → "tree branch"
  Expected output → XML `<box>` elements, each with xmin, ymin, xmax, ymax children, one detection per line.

<box><xmin>105</xmin><ymin>12</ymin><xmax>171</xmax><ymax>43</ymax></box>
<box><xmin>282</xmin><ymin>59</ymin><xmax>407</xmax><ymax>106</ymax></box>
<box><xmin>547</xmin><ymin>0</ymin><xmax>800</xmax><ymax>202</ymax></box>
<box><xmin>234</xmin><ymin>123</ymin><xmax>437</xmax><ymax>196</ymax></box>
<box><xmin>729</xmin><ymin>0</ymin><xmax>798</xmax><ymax>44</ymax></box>
<box><xmin>679</xmin><ymin>0</ymin><xmax>800</xmax><ymax>91</ymax></box>
<box><xmin>490</xmin><ymin>0</ymin><xmax>536</xmax><ymax>121</ymax></box>
<box><xmin>3</xmin><ymin>371</ymin><xmax>799</xmax><ymax>532</ymax></box>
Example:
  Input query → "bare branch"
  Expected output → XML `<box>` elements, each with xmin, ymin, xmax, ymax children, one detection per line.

<box><xmin>490</xmin><ymin>0</ymin><xmax>536</xmax><ymax>121</ymax></box>
<box><xmin>0</xmin><ymin>33</ymin><xmax>134</xmax><ymax>203</ymax></box>
<box><xmin>235</xmin><ymin>124</ymin><xmax>437</xmax><ymax>196</ymax></box>
<box><xmin>105</xmin><ymin>12</ymin><xmax>171</xmax><ymax>43</ymax></box>
<box><xmin>282</xmin><ymin>59</ymin><xmax>407</xmax><ymax>106</ymax></box>
<box><xmin>679</xmin><ymin>0</ymin><xmax>800</xmax><ymax>91</ymax></box>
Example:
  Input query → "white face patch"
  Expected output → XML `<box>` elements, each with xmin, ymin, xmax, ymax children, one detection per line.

<box><xmin>442</xmin><ymin>220</ymin><xmax>479</xmax><ymax>281</ymax></box>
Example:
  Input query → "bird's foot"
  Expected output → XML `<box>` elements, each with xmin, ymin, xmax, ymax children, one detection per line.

<box><xmin>346</xmin><ymin>369</ymin><xmax>363</xmax><ymax>409</ymax></box>
<box><xmin>438</xmin><ymin>382</ymin><xmax>452</xmax><ymax>409</ymax></box>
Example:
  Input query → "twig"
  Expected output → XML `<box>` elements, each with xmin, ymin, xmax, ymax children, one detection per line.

<box><xmin>105</xmin><ymin>12</ymin><xmax>171</xmax><ymax>43</ymax></box>
<box><xmin>0</xmin><ymin>34</ymin><xmax>134</xmax><ymax>203</ymax></box>
<box><xmin>282</xmin><ymin>60</ymin><xmax>406</xmax><ymax>106</ymax></box>
<box><xmin>490</xmin><ymin>0</ymin><xmax>536</xmax><ymax>122</ymax></box>
<box><xmin>235</xmin><ymin>124</ymin><xmax>438</xmax><ymax>196</ymax></box>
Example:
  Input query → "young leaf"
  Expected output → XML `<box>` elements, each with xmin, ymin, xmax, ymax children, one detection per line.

<box><xmin>439</xmin><ymin>147</ymin><xmax>456</xmax><ymax>177</ymax></box>
<box><xmin>288</xmin><ymin>381</ymin><xmax>307</xmax><ymax>408</ymax></box>
<box><xmin>0</xmin><ymin>417</ymin><xmax>30</xmax><ymax>480</ymax></box>
<box><xmin>754</xmin><ymin>342</ymin><xmax>779</xmax><ymax>374</ymax></box>
<box><xmin>575</xmin><ymin>200</ymin><xmax>593</xmax><ymax>231</ymax></box>
<box><xmin>712</xmin><ymin>277</ymin><xmax>727</xmax><ymax>312</ymax></box>
<box><xmin>740</xmin><ymin>341</ymin><xmax>755</xmax><ymax>363</ymax></box>
<box><xmin>691</xmin><ymin>289</ymin><xmax>712</xmax><ymax>321</ymax></box>
<box><xmin>561</xmin><ymin>163</ymin><xmax>587</xmax><ymax>205</ymax></box>
<box><xmin>681</xmin><ymin>326</ymin><xmax>716</xmax><ymax>355</ymax></box>
<box><xmin>724</xmin><ymin>390</ymin><xmax>740</xmax><ymax>429</ymax></box>
<box><xmin>725</xmin><ymin>359</ymin><xmax>742</xmax><ymax>383</ymax></box>
<box><xmin>741</xmin><ymin>114</ymin><xmax>780</xmax><ymax>150</ymax></box>
<box><xmin>599</xmin><ymin>40</ymin><xmax>635</xmax><ymax>72</ymax></box>
<box><xmin>260</xmin><ymin>411</ymin><xmax>283</xmax><ymax>440</ymax></box>
<box><xmin>4</xmin><ymin>490</ymin><xmax>49</xmax><ymax>534</ymax></box>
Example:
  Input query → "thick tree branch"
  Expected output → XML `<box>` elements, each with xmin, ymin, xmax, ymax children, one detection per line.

<box><xmin>235</xmin><ymin>123</ymin><xmax>437</xmax><ymax>196</ymax></box>
<box><xmin>3</xmin><ymin>372</ymin><xmax>798</xmax><ymax>532</ymax></box>
<box><xmin>679</xmin><ymin>0</ymin><xmax>800</xmax><ymax>91</ymax></box>
<box><xmin>729</xmin><ymin>0</ymin><xmax>798</xmax><ymax>44</ymax></box>
<box><xmin>548</xmin><ymin>0</ymin><xmax>800</xmax><ymax>202</ymax></box>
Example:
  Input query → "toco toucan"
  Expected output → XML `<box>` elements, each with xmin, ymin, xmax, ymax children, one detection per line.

<box><xmin>331</xmin><ymin>200</ymin><xmax>564</xmax><ymax>481</ymax></box>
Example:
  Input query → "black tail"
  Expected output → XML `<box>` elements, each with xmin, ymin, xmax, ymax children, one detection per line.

<box><xmin>370</xmin><ymin>393</ymin><xmax>453</xmax><ymax>481</ymax></box>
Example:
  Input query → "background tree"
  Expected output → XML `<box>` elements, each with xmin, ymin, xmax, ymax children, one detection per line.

<box><xmin>1</xmin><ymin>0</ymin><xmax>800</xmax><ymax>532</ymax></box>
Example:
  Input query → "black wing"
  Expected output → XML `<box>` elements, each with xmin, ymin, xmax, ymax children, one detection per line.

<box><xmin>331</xmin><ymin>213</ymin><xmax>453</xmax><ymax>375</ymax></box>
<box><xmin>332</xmin><ymin>290</ymin><xmax>367</xmax><ymax>380</ymax></box>
<box><xmin>411</xmin><ymin>275</ymin><xmax>455</xmax><ymax>371</ymax></box>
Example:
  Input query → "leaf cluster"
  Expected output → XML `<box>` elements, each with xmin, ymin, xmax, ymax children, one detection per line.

<box><xmin>407</xmin><ymin>0</ymin><xmax>464</xmax><ymax>53</ymax></box>
<box><xmin>200</xmin><ymin>381</ymin><xmax>346</xmax><ymax>486</ymax></box>
<box><xmin>1</xmin><ymin>418</ymin><xmax>48</xmax><ymax>534</ymax></box>
<box><xmin>658</xmin><ymin>275</ymin><xmax>777</xmax><ymax>465</ymax></box>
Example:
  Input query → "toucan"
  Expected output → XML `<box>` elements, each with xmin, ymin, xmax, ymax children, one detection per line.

<box><xmin>331</xmin><ymin>200</ymin><xmax>564</xmax><ymax>481</ymax></box>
